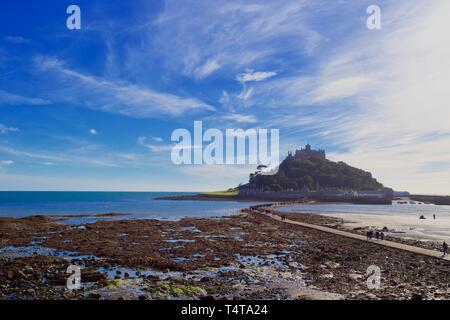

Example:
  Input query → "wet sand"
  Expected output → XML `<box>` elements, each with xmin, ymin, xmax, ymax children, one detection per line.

<box><xmin>321</xmin><ymin>212</ymin><xmax>450</xmax><ymax>242</ymax></box>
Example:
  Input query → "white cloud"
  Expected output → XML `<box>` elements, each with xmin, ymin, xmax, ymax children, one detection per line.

<box><xmin>0</xmin><ymin>145</ymin><xmax>119</xmax><ymax>168</ymax></box>
<box><xmin>151</xmin><ymin>0</ymin><xmax>325</xmax><ymax>78</ymax></box>
<box><xmin>34</xmin><ymin>56</ymin><xmax>215</xmax><ymax>118</ymax></box>
<box><xmin>0</xmin><ymin>124</ymin><xmax>19</xmax><ymax>134</ymax></box>
<box><xmin>138</xmin><ymin>136</ymin><xmax>173</xmax><ymax>152</ymax></box>
<box><xmin>151</xmin><ymin>136</ymin><xmax>163</xmax><ymax>142</ymax></box>
<box><xmin>219</xmin><ymin>91</ymin><xmax>230</xmax><ymax>105</ymax></box>
<box><xmin>237</xmin><ymin>87</ymin><xmax>254</xmax><ymax>101</ymax></box>
<box><xmin>1</xmin><ymin>160</ymin><xmax>14</xmax><ymax>166</ymax></box>
<box><xmin>181</xmin><ymin>164</ymin><xmax>253</xmax><ymax>181</ymax></box>
<box><xmin>193</xmin><ymin>59</ymin><xmax>221</xmax><ymax>79</ymax></box>
<box><xmin>310</xmin><ymin>76</ymin><xmax>372</xmax><ymax>103</ymax></box>
<box><xmin>220</xmin><ymin>113</ymin><xmax>258</xmax><ymax>124</ymax></box>
<box><xmin>0</xmin><ymin>89</ymin><xmax>50</xmax><ymax>106</ymax></box>
<box><xmin>236</xmin><ymin>70</ymin><xmax>277</xmax><ymax>83</ymax></box>
<box><xmin>116</xmin><ymin>153</ymin><xmax>139</xmax><ymax>161</ymax></box>
<box><xmin>3</xmin><ymin>36</ymin><xmax>29</xmax><ymax>44</ymax></box>
<box><xmin>89</xmin><ymin>128</ymin><xmax>98</xmax><ymax>135</ymax></box>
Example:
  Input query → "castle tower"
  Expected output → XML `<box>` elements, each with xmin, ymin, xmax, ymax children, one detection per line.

<box><xmin>294</xmin><ymin>144</ymin><xmax>326</xmax><ymax>160</ymax></box>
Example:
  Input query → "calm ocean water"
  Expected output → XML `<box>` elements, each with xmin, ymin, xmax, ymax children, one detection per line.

<box><xmin>3</xmin><ymin>192</ymin><xmax>450</xmax><ymax>225</ymax></box>
<box><xmin>0</xmin><ymin>191</ymin><xmax>261</xmax><ymax>224</ymax></box>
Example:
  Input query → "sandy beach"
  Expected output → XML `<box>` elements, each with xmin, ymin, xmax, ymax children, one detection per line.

<box><xmin>323</xmin><ymin>212</ymin><xmax>450</xmax><ymax>242</ymax></box>
<box><xmin>276</xmin><ymin>202</ymin><xmax>450</xmax><ymax>243</ymax></box>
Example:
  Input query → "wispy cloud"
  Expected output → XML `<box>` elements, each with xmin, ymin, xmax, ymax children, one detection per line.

<box><xmin>193</xmin><ymin>59</ymin><xmax>221</xmax><ymax>79</ymax></box>
<box><xmin>0</xmin><ymin>145</ymin><xmax>119</xmax><ymax>168</ymax></box>
<box><xmin>0</xmin><ymin>124</ymin><xmax>19</xmax><ymax>134</ymax></box>
<box><xmin>213</xmin><ymin>113</ymin><xmax>258</xmax><ymax>124</ymax></box>
<box><xmin>33</xmin><ymin>56</ymin><xmax>215</xmax><ymax>118</ymax></box>
<box><xmin>150</xmin><ymin>136</ymin><xmax>163</xmax><ymax>142</ymax></box>
<box><xmin>0</xmin><ymin>89</ymin><xmax>50</xmax><ymax>106</ymax></box>
<box><xmin>181</xmin><ymin>164</ymin><xmax>254</xmax><ymax>181</ymax></box>
<box><xmin>138</xmin><ymin>136</ymin><xmax>173</xmax><ymax>152</ymax></box>
<box><xmin>3</xmin><ymin>36</ymin><xmax>30</xmax><ymax>44</ymax></box>
<box><xmin>150</xmin><ymin>0</ymin><xmax>325</xmax><ymax>78</ymax></box>
<box><xmin>0</xmin><ymin>160</ymin><xmax>14</xmax><ymax>166</ymax></box>
<box><xmin>89</xmin><ymin>129</ymin><xmax>98</xmax><ymax>135</ymax></box>
<box><xmin>236</xmin><ymin>70</ymin><xmax>277</xmax><ymax>83</ymax></box>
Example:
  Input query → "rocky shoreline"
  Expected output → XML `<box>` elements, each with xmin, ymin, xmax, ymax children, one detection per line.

<box><xmin>1</xmin><ymin>207</ymin><xmax>449</xmax><ymax>300</ymax></box>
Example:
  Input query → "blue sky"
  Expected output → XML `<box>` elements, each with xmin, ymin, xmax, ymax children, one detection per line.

<box><xmin>1</xmin><ymin>0</ymin><xmax>450</xmax><ymax>193</ymax></box>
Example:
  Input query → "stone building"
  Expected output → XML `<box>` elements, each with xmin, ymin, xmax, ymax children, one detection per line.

<box><xmin>289</xmin><ymin>144</ymin><xmax>326</xmax><ymax>160</ymax></box>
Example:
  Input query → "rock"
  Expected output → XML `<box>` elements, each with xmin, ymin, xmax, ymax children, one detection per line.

<box><xmin>324</xmin><ymin>261</ymin><xmax>340</xmax><ymax>269</ymax></box>
<box><xmin>232</xmin><ymin>283</ymin><xmax>247</xmax><ymax>291</ymax></box>
<box><xmin>86</xmin><ymin>292</ymin><xmax>101</xmax><ymax>300</ymax></box>
<box><xmin>349</xmin><ymin>273</ymin><xmax>363</xmax><ymax>281</ymax></box>
<box><xmin>411</xmin><ymin>292</ymin><xmax>424</xmax><ymax>300</ymax></box>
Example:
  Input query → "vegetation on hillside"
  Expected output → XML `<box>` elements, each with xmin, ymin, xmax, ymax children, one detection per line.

<box><xmin>202</xmin><ymin>189</ymin><xmax>239</xmax><ymax>197</ymax></box>
<box><xmin>249</xmin><ymin>156</ymin><xmax>383</xmax><ymax>192</ymax></box>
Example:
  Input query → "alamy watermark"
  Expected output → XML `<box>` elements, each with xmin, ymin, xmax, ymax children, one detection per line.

<box><xmin>367</xmin><ymin>5</ymin><xmax>381</xmax><ymax>30</ymax></box>
<box><xmin>66</xmin><ymin>5</ymin><xmax>81</xmax><ymax>30</ymax></box>
<box><xmin>66</xmin><ymin>265</ymin><xmax>81</xmax><ymax>290</ymax></box>
<box><xmin>366</xmin><ymin>265</ymin><xmax>381</xmax><ymax>290</ymax></box>
<box><xmin>171</xmin><ymin>121</ymin><xmax>279</xmax><ymax>175</ymax></box>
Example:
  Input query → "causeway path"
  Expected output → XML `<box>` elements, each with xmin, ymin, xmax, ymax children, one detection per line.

<box><xmin>261</xmin><ymin>211</ymin><xmax>450</xmax><ymax>261</ymax></box>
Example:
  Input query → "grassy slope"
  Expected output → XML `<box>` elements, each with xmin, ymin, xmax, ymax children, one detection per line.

<box><xmin>202</xmin><ymin>189</ymin><xmax>239</xmax><ymax>197</ymax></box>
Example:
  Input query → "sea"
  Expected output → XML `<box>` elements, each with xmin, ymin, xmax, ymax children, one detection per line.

<box><xmin>0</xmin><ymin>191</ymin><xmax>261</xmax><ymax>224</ymax></box>
<box><xmin>2</xmin><ymin>191</ymin><xmax>450</xmax><ymax>225</ymax></box>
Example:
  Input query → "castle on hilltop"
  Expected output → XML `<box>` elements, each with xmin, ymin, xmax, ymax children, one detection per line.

<box><xmin>288</xmin><ymin>144</ymin><xmax>326</xmax><ymax>160</ymax></box>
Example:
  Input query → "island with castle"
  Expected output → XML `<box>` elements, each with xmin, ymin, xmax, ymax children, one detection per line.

<box><xmin>237</xmin><ymin>144</ymin><xmax>393</xmax><ymax>204</ymax></box>
<box><xmin>159</xmin><ymin>144</ymin><xmax>394</xmax><ymax>204</ymax></box>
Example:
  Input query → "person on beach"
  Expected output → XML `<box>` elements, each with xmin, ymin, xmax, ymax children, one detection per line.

<box><xmin>380</xmin><ymin>232</ymin><xmax>385</xmax><ymax>241</ymax></box>
<box><xmin>433</xmin><ymin>214</ymin><xmax>436</xmax><ymax>220</ymax></box>
<box><xmin>366</xmin><ymin>231</ymin><xmax>373</xmax><ymax>240</ymax></box>
<box><xmin>375</xmin><ymin>231</ymin><xmax>380</xmax><ymax>240</ymax></box>
<box><xmin>443</xmin><ymin>242</ymin><xmax>449</xmax><ymax>256</ymax></box>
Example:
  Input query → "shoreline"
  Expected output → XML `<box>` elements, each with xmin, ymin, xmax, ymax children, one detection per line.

<box><xmin>154</xmin><ymin>194</ymin><xmax>265</xmax><ymax>202</ymax></box>
<box><xmin>156</xmin><ymin>194</ymin><xmax>393</xmax><ymax>205</ymax></box>
<box><xmin>1</xmin><ymin>204</ymin><xmax>450</xmax><ymax>300</ymax></box>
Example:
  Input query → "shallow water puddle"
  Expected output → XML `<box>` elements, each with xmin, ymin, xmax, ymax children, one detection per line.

<box><xmin>0</xmin><ymin>245</ymin><xmax>99</xmax><ymax>261</ymax></box>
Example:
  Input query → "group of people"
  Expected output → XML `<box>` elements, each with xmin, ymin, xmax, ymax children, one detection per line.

<box><xmin>366</xmin><ymin>231</ymin><xmax>449</xmax><ymax>257</ymax></box>
<box><xmin>366</xmin><ymin>230</ymin><xmax>385</xmax><ymax>241</ymax></box>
